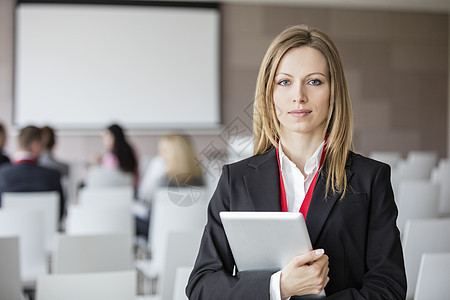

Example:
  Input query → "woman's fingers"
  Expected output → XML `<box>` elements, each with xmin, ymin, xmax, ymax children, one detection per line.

<box><xmin>280</xmin><ymin>249</ymin><xmax>329</xmax><ymax>298</ymax></box>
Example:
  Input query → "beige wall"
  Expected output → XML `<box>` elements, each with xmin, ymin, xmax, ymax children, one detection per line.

<box><xmin>222</xmin><ymin>4</ymin><xmax>449</xmax><ymax>157</ymax></box>
<box><xmin>0</xmin><ymin>1</ymin><xmax>448</xmax><ymax>165</ymax></box>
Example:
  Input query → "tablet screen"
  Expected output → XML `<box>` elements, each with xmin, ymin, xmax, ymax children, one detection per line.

<box><xmin>220</xmin><ymin>211</ymin><xmax>312</xmax><ymax>271</ymax></box>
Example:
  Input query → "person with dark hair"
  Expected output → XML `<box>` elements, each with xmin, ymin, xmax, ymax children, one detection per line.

<box><xmin>0</xmin><ymin>123</ymin><xmax>10</xmax><ymax>166</ymax></box>
<box><xmin>102</xmin><ymin>124</ymin><xmax>137</xmax><ymax>173</ymax></box>
<box><xmin>187</xmin><ymin>25</ymin><xmax>406</xmax><ymax>299</ymax></box>
<box><xmin>88</xmin><ymin>123</ymin><xmax>139</xmax><ymax>188</ymax></box>
<box><xmin>39</xmin><ymin>125</ymin><xmax>69</xmax><ymax>177</ymax></box>
<box><xmin>0</xmin><ymin>125</ymin><xmax>64</xmax><ymax>219</ymax></box>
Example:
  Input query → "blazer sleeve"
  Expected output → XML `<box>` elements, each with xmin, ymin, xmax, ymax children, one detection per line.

<box><xmin>327</xmin><ymin>163</ymin><xmax>407</xmax><ymax>299</ymax></box>
<box><xmin>186</xmin><ymin>165</ymin><xmax>274</xmax><ymax>299</ymax></box>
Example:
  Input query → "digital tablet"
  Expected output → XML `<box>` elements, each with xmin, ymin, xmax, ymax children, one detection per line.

<box><xmin>219</xmin><ymin>211</ymin><xmax>312</xmax><ymax>272</ymax></box>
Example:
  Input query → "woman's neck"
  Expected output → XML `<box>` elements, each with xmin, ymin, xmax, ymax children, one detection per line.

<box><xmin>280</xmin><ymin>131</ymin><xmax>325</xmax><ymax>176</ymax></box>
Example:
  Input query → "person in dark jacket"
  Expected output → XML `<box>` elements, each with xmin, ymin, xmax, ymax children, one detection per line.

<box><xmin>186</xmin><ymin>25</ymin><xmax>406</xmax><ymax>299</ymax></box>
<box><xmin>0</xmin><ymin>125</ymin><xmax>64</xmax><ymax>220</ymax></box>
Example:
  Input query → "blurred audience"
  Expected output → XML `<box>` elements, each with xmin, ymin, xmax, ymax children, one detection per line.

<box><xmin>39</xmin><ymin>125</ymin><xmax>69</xmax><ymax>177</ymax></box>
<box><xmin>0</xmin><ymin>123</ymin><xmax>10</xmax><ymax>165</ymax></box>
<box><xmin>135</xmin><ymin>133</ymin><xmax>204</xmax><ymax>237</ymax></box>
<box><xmin>0</xmin><ymin>125</ymin><xmax>64</xmax><ymax>219</ymax></box>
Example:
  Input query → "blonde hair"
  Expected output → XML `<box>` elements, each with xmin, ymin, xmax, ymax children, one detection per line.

<box><xmin>159</xmin><ymin>134</ymin><xmax>203</xmax><ymax>183</ymax></box>
<box><xmin>253</xmin><ymin>24</ymin><xmax>353</xmax><ymax>197</ymax></box>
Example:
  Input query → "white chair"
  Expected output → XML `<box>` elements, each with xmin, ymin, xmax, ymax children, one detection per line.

<box><xmin>158</xmin><ymin>231</ymin><xmax>202</xmax><ymax>300</ymax></box>
<box><xmin>135</xmin><ymin>187</ymin><xmax>208</xmax><ymax>287</ymax></box>
<box><xmin>431</xmin><ymin>161</ymin><xmax>450</xmax><ymax>216</ymax></box>
<box><xmin>402</xmin><ymin>218</ymin><xmax>450</xmax><ymax>299</ymax></box>
<box><xmin>65</xmin><ymin>205</ymin><xmax>133</xmax><ymax>235</ymax></box>
<box><xmin>414</xmin><ymin>252</ymin><xmax>450</xmax><ymax>300</ymax></box>
<box><xmin>36</xmin><ymin>270</ymin><xmax>136</xmax><ymax>300</ymax></box>
<box><xmin>53</xmin><ymin>234</ymin><xmax>132</xmax><ymax>274</ymax></box>
<box><xmin>148</xmin><ymin>187</ymin><xmax>207</xmax><ymax>267</ymax></box>
<box><xmin>65</xmin><ymin>205</ymin><xmax>134</xmax><ymax>249</ymax></box>
<box><xmin>392</xmin><ymin>151</ymin><xmax>438</xmax><ymax>197</ymax></box>
<box><xmin>173</xmin><ymin>266</ymin><xmax>192</xmax><ymax>300</ymax></box>
<box><xmin>78</xmin><ymin>186</ymin><xmax>134</xmax><ymax>207</ymax></box>
<box><xmin>84</xmin><ymin>166</ymin><xmax>133</xmax><ymax>187</ymax></box>
<box><xmin>369</xmin><ymin>151</ymin><xmax>402</xmax><ymax>168</ymax></box>
<box><xmin>396</xmin><ymin>180</ymin><xmax>440</xmax><ymax>234</ymax></box>
<box><xmin>2</xmin><ymin>191</ymin><xmax>59</xmax><ymax>253</ymax></box>
<box><xmin>0</xmin><ymin>237</ymin><xmax>24</xmax><ymax>300</ymax></box>
<box><xmin>0</xmin><ymin>209</ymin><xmax>47</xmax><ymax>287</ymax></box>
<box><xmin>394</xmin><ymin>151</ymin><xmax>438</xmax><ymax>180</ymax></box>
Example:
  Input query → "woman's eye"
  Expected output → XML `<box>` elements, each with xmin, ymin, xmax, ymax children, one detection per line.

<box><xmin>278</xmin><ymin>79</ymin><xmax>290</xmax><ymax>86</ymax></box>
<box><xmin>309</xmin><ymin>79</ymin><xmax>322</xmax><ymax>86</ymax></box>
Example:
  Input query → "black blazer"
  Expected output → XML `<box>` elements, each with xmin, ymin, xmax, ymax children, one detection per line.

<box><xmin>186</xmin><ymin>149</ymin><xmax>406</xmax><ymax>299</ymax></box>
<box><xmin>0</xmin><ymin>152</ymin><xmax>10</xmax><ymax>166</ymax></box>
<box><xmin>0</xmin><ymin>162</ymin><xmax>65</xmax><ymax>219</ymax></box>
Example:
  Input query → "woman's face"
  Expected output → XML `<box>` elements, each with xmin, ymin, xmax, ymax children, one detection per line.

<box><xmin>102</xmin><ymin>130</ymin><xmax>115</xmax><ymax>151</ymax></box>
<box><xmin>273</xmin><ymin>46</ymin><xmax>330</xmax><ymax>138</ymax></box>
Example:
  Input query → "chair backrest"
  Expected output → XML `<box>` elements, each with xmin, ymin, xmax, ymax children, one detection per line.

<box><xmin>172</xmin><ymin>266</ymin><xmax>192</xmax><ymax>300</ymax></box>
<box><xmin>414</xmin><ymin>252</ymin><xmax>450</xmax><ymax>300</ymax></box>
<box><xmin>84</xmin><ymin>166</ymin><xmax>133</xmax><ymax>187</ymax></box>
<box><xmin>396</xmin><ymin>180</ymin><xmax>440</xmax><ymax>234</ymax></box>
<box><xmin>0</xmin><ymin>209</ymin><xmax>46</xmax><ymax>285</ymax></box>
<box><xmin>148</xmin><ymin>187</ymin><xmax>208</xmax><ymax>272</ymax></box>
<box><xmin>78</xmin><ymin>186</ymin><xmax>134</xmax><ymax>207</ymax></box>
<box><xmin>36</xmin><ymin>270</ymin><xmax>136</xmax><ymax>300</ymax></box>
<box><xmin>53</xmin><ymin>234</ymin><xmax>132</xmax><ymax>274</ymax></box>
<box><xmin>369</xmin><ymin>151</ymin><xmax>402</xmax><ymax>168</ymax></box>
<box><xmin>65</xmin><ymin>205</ymin><xmax>133</xmax><ymax>248</ymax></box>
<box><xmin>0</xmin><ymin>237</ymin><xmax>23</xmax><ymax>300</ymax></box>
<box><xmin>431</xmin><ymin>162</ymin><xmax>450</xmax><ymax>216</ymax></box>
<box><xmin>401</xmin><ymin>151</ymin><xmax>438</xmax><ymax>179</ymax></box>
<box><xmin>402</xmin><ymin>218</ymin><xmax>450</xmax><ymax>299</ymax></box>
<box><xmin>2</xmin><ymin>191</ymin><xmax>59</xmax><ymax>253</ymax></box>
<box><xmin>159</xmin><ymin>230</ymin><xmax>202</xmax><ymax>300</ymax></box>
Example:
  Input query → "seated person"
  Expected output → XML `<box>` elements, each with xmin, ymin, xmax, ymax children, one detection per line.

<box><xmin>0</xmin><ymin>125</ymin><xmax>65</xmax><ymax>220</ymax></box>
<box><xmin>0</xmin><ymin>123</ymin><xmax>10</xmax><ymax>166</ymax></box>
<box><xmin>87</xmin><ymin>123</ymin><xmax>138</xmax><ymax>188</ymax></box>
<box><xmin>38</xmin><ymin>125</ymin><xmax>69</xmax><ymax>177</ymax></box>
<box><xmin>135</xmin><ymin>134</ymin><xmax>204</xmax><ymax>238</ymax></box>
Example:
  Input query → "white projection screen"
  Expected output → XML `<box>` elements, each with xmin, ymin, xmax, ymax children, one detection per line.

<box><xmin>14</xmin><ymin>1</ymin><xmax>220</xmax><ymax>129</ymax></box>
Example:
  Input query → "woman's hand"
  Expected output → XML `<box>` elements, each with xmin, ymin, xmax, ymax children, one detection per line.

<box><xmin>280</xmin><ymin>249</ymin><xmax>330</xmax><ymax>298</ymax></box>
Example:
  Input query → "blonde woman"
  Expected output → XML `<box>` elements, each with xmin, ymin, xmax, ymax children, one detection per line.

<box><xmin>136</xmin><ymin>134</ymin><xmax>204</xmax><ymax>237</ymax></box>
<box><xmin>187</xmin><ymin>25</ymin><xmax>406</xmax><ymax>299</ymax></box>
<box><xmin>158</xmin><ymin>134</ymin><xmax>204</xmax><ymax>187</ymax></box>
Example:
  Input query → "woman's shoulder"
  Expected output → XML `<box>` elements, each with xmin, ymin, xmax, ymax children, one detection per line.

<box><xmin>347</xmin><ymin>151</ymin><xmax>391</xmax><ymax>171</ymax></box>
<box><xmin>225</xmin><ymin>148</ymin><xmax>277</xmax><ymax>173</ymax></box>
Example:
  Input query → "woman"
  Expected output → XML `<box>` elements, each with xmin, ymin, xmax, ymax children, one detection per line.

<box><xmin>100</xmin><ymin>124</ymin><xmax>138</xmax><ymax>186</ymax></box>
<box><xmin>186</xmin><ymin>25</ymin><xmax>406</xmax><ymax>299</ymax></box>
<box><xmin>135</xmin><ymin>134</ymin><xmax>204</xmax><ymax>237</ymax></box>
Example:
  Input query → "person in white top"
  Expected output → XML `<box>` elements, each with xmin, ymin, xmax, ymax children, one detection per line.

<box><xmin>135</xmin><ymin>134</ymin><xmax>204</xmax><ymax>238</ymax></box>
<box><xmin>187</xmin><ymin>25</ymin><xmax>406</xmax><ymax>299</ymax></box>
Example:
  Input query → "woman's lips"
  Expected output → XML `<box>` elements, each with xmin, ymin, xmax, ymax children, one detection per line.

<box><xmin>288</xmin><ymin>109</ymin><xmax>312</xmax><ymax>118</ymax></box>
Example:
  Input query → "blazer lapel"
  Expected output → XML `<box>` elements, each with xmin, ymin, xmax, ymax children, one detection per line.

<box><xmin>306</xmin><ymin>156</ymin><xmax>355</xmax><ymax>245</ymax></box>
<box><xmin>243</xmin><ymin>149</ymin><xmax>282</xmax><ymax>212</ymax></box>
